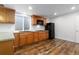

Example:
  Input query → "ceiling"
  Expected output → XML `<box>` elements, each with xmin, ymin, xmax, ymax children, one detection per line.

<box><xmin>4</xmin><ymin>4</ymin><xmax>79</xmax><ymax>19</ymax></box>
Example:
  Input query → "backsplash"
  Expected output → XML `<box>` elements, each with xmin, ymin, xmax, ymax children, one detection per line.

<box><xmin>0</xmin><ymin>24</ymin><xmax>45</xmax><ymax>32</ymax></box>
<box><xmin>31</xmin><ymin>25</ymin><xmax>45</xmax><ymax>31</ymax></box>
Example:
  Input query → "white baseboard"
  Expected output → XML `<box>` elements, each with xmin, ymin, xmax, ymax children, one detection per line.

<box><xmin>55</xmin><ymin>36</ymin><xmax>76</xmax><ymax>43</ymax></box>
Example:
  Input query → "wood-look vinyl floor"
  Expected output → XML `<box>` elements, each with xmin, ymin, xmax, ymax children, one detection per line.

<box><xmin>14</xmin><ymin>39</ymin><xmax>79</xmax><ymax>55</ymax></box>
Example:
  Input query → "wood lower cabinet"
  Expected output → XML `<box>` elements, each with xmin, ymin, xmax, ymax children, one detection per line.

<box><xmin>13</xmin><ymin>33</ymin><xmax>20</xmax><ymax>52</ymax></box>
<box><xmin>13</xmin><ymin>33</ymin><xmax>20</xmax><ymax>48</ymax></box>
<box><xmin>26</xmin><ymin>32</ymin><xmax>34</xmax><ymax>44</ymax></box>
<box><xmin>38</xmin><ymin>32</ymin><xmax>45</xmax><ymax>41</ymax></box>
<box><xmin>38</xmin><ymin>31</ymin><xmax>48</xmax><ymax>41</ymax></box>
<box><xmin>33</xmin><ymin>32</ymin><xmax>39</xmax><ymax>42</ymax></box>
<box><xmin>19</xmin><ymin>32</ymin><xmax>34</xmax><ymax>46</ymax></box>
<box><xmin>14</xmin><ymin>31</ymin><xmax>48</xmax><ymax>49</ymax></box>
<box><xmin>44</xmin><ymin>31</ymin><xmax>49</xmax><ymax>40</ymax></box>
<box><xmin>19</xmin><ymin>32</ymin><xmax>27</xmax><ymax>46</ymax></box>
<box><xmin>0</xmin><ymin>40</ymin><xmax>13</xmax><ymax>55</ymax></box>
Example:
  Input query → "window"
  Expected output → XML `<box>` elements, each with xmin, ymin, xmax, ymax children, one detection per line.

<box><xmin>15</xmin><ymin>14</ymin><xmax>30</xmax><ymax>31</ymax></box>
<box><xmin>24</xmin><ymin>16</ymin><xmax>30</xmax><ymax>30</ymax></box>
<box><xmin>15</xmin><ymin>15</ymin><xmax>23</xmax><ymax>31</ymax></box>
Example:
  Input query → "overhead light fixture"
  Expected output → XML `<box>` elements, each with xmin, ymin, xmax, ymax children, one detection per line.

<box><xmin>54</xmin><ymin>13</ymin><xmax>57</xmax><ymax>15</ymax></box>
<box><xmin>71</xmin><ymin>6</ymin><xmax>76</xmax><ymax>10</ymax></box>
<box><xmin>28</xmin><ymin>6</ymin><xmax>32</xmax><ymax>10</ymax></box>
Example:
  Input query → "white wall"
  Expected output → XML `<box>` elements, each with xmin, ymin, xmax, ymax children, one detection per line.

<box><xmin>50</xmin><ymin>12</ymin><xmax>79</xmax><ymax>42</ymax></box>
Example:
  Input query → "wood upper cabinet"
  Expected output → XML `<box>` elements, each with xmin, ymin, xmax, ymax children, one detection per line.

<box><xmin>32</xmin><ymin>15</ymin><xmax>47</xmax><ymax>25</ymax></box>
<box><xmin>32</xmin><ymin>15</ymin><xmax>37</xmax><ymax>25</ymax></box>
<box><xmin>6</xmin><ymin>8</ymin><xmax>15</xmax><ymax>23</ymax></box>
<box><xmin>0</xmin><ymin>7</ymin><xmax>15</xmax><ymax>24</ymax></box>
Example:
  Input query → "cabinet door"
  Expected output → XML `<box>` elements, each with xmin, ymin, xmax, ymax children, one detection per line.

<box><xmin>20</xmin><ymin>33</ymin><xmax>27</xmax><ymax>46</ymax></box>
<box><xmin>32</xmin><ymin>15</ymin><xmax>47</xmax><ymax>25</ymax></box>
<box><xmin>38</xmin><ymin>32</ymin><xmax>44</xmax><ymax>41</ymax></box>
<box><xmin>0</xmin><ymin>7</ymin><xmax>6</xmax><ymax>23</ymax></box>
<box><xmin>13</xmin><ymin>33</ymin><xmax>20</xmax><ymax>48</ymax></box>
<box><xmin>39</xmin><ymin>31</ymin><xmax>48</xmax><ymax>41</ymax></box>
<box><xmin>44</xmin><ymin>32</ymin><xmax>48</xmax><ymax>40</ymax></box>
<box><xmin>38</xmin><ymin>32</ymin><xmax>42</xmax><ymax>41</ymax></box>
<box><xmin>43</xmin><ymin>32</ymin><xmax>46</xmax><ymax>40</ymax></box>
<box><xmin>26</xmin><ymin>32</ymin><xmax>34</xmax><ymax>44</ymax></box>
<box><xmin>6</xmin><ymin>8</ymin><xmax>15</xmax><ymax>23</ymax></box>
<box><xmin>42</xmin><ymin>32</ymin><xmax>45</xmax><ymax>40</ymax></box>
<box><xmin>33</xmin><ymin>32</ymin><xmax>39</xmax><ymax>42</ymax></box>
<box><xmin>32</xmin><ymin>16</ymin><xmax>37</xmax><ymax>25</ymax></box>
<box><xmin>0</xmin><ymin>40</ymin><xmax>13</xmax><ymax>55</ymax></box>
<box><xmin>0</xmin><ymin>7</ymin><xmax>15</xmax><ymax>23</ymax></box>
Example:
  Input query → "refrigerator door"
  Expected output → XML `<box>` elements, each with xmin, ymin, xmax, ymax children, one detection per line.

<box><xmin>45</xmin><ymin>23</ymin><xmax>55</xmax><ymax>39</ymax></box>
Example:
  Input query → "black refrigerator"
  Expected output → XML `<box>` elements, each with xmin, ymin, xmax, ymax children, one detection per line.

<box><xmin>45</xmin><ymin>23</ymin><xmax>55</xmax><ymax>39</ymax></box>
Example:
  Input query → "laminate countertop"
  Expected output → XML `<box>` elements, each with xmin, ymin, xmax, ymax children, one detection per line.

<box><xmin>0</xmin><ymin>32</ymin><xmax>14</xmax><ymax>41</ymax></box>
<box><xmin>14</xmin><ymin>30</ymin><xmax>48</xmax><ymax>33</ymax></box>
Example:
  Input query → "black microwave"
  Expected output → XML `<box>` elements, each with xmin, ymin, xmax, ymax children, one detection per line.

<box><xmin>37</xmin><ymin>20</ymin><xmax>44</xmax><ymax>25</ymax></box>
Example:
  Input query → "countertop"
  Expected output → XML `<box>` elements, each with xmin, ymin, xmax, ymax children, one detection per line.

<box><xmin>0</xmin><ymin>30</ymin><xmax>48</xmax><ymax>41</ymax></box>
<box><xmin>0</xmin><ymin>30</ymin><xmax>47</xmax><ymax>41</ymax></box>
<box><xmin>0</xmin><ymin>32</ymin><xmax>15</xmax><ymax>41</ymax></box>
<box><xmin>14</xmin><ymin>30</ymin><xmax>48</xmax><ymax>33</ymax></box>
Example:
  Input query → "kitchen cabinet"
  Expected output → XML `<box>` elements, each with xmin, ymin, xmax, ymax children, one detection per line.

<box><xmin>38</xmin><ymin>31</ymin><xmax>45</xmax><ymax>41</ymax></box>
<box><xmin>32</xmin><ymin>15</ymin><xmax>47</xmax><ymax>25</ymax></box>
<box><xmin>33</xmin><ymin>32</ymin><xmax>39</xmax><ymax>42</ymax></box>
<box><xmin>26</xmin><ymin>32</ymin><xmax>34</xmax><ymax>44</ymax></box>
<box><xmin>13</xmin><ymin>33</ymin><xmax>20</xmax><ymax>48</ymax></box>
<box><xmin>0</xmin><ymin>40</ymin><xmax>13</xmax><ymax>55</ymax></box>
<box><xmin>32</xmin><ymin>15</ymin><xmax>37</xmax><ymax>25</ymax></box>
<box><xmin>0</xmin><ymin>7</ymin><xmax>15</xmax><ymax>23</ymax></box>
<box><xmin>6</xmin><ymin>8</ymin><xmax>15</xmax><ymax>23</ymax></box>
<box><xmin>19</xmin><ymin>32</ymin><xmax>34</xmax><ymax>46</ymax></box>
<box><xmin>14</xmin><ymin>31</ymin><xmax>48</xmax><ymax>51</ymax></box>
<box><xmin>19</xmin><ymin>32</ymin><xmax>27</xmax><ymax>46</ymax></box>
<box><xmin>38</xmin><ymin>31</ymin><xmax>48</xmax><ymax>41</ymax></box>
<box><xmin>44</xmin><ymin>31</ymin><xmax>49</xmax><ymax>40</ymax></box>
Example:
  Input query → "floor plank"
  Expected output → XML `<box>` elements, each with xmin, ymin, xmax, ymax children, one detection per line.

<box><xmin>14</xmin><ymin>39</ymin><xmax>79</xmax><ymax>55</ymax></box>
